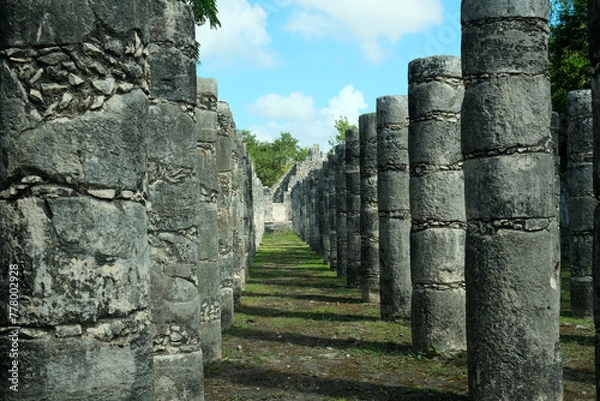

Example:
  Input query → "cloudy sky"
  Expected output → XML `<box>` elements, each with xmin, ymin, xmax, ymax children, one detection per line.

<box><xmin>196</xmin><ymin>0</ymin><xmax>462</xmax><ymax>152</ymax></box>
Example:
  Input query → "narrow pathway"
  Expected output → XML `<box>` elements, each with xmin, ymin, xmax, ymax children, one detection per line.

<box><xmin>204</xmin><ymin>230</ymin><xmax>469</xmax><ymax>401</ymax></box>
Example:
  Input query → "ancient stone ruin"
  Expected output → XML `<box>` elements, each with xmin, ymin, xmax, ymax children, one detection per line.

<box><xmin>408</xmin><ymin>55</ymin><xmax>466</xmax><ymax>355</ymax></box>
<box><xmin>0</xmin><ymin>1</ymin><xmax>263</xmax><ymax>400</ymax></box>
<box><xmin>4</xmin><ymin>0</ymin><xmax>600</xmax><ymax>399</ymax></box>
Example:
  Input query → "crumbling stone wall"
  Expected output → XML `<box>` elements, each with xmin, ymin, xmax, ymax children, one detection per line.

<box><xmin>196</xmin><ymin>77</ymin><xmax>222</xmax><ymax>362</ymax></box>
<box><xmin>0</xmin><ymin>1</ymin><xmax>154</xmax><ymax>400</ymax></box>
<box><xmin>359</xmin><ymin>113</ymin><xmax>380</xmax><ymax>302</ymax></box>
<box><xmin>146</xmin><ymin>0</ymin><xmax>204</xmax><ymax>399</ymax></box>
<box><xmin>462</xmin><ymin>1</ymin><xmax>562</xmax><ymax>399</ymax></box>
<box><xmin>408</xmin><ymin>56</ymin><xmax>465</xmax><ymax>354</ymax></box>
<box><xmin>377</xmin><ymin>95</ymin><xmax>411</xmax><ymax>321</ymax></box>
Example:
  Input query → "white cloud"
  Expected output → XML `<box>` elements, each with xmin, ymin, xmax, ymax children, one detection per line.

<box><xmin>247</xmin><ymin>85</ymin><xmax>368</xmax><ymax>151</ymax></box>
<box><xmin>247</xmin><ymin>92</ymin><xmax>317</xmax><ymax>120</ymax></box>
<box><xmin>284</xmin><ymin>0</ymin><xmax>443</xmax><ymax>63</ymax></box>
<box><xmin>195</xmin><ymin>0</ymin><xmax>279</xmax><ymax>68</ymax></box>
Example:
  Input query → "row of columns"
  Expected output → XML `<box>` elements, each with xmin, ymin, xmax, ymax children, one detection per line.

<box><xmin>291</xmin><ymin>2</ymin><xmax>600</xmax><ymax>399</ymax></box>
<box><xmin>0</xmin><ymin>1</ymin><xmax>265</xmax><ymax>400</ymax></box>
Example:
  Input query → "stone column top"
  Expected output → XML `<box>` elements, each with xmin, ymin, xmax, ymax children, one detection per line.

<box><xmin>376</xmin><ymin>95</ymin><xmax>409</xmax><ymax>126</ymax></box>
<box><xmin>461</xmin><ymin>0</ymin><xmax>550</xmax><ymax>21</ymax></box>
<box><xmin>408</xmin><ymin>56</ymin><xmax>462</xmax><ymax>82</ymax></box>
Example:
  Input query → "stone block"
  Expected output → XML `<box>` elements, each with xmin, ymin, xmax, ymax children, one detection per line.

<box><xmin>147</xmin><ymin>47</ymin><xmax>196</xmax><ymax>104</ymax></box>
<box><xmin>462</xmin><ymin>76</ymin><xmax>551</xmax><ymax>155</ymax></box>
<box><xmin>154</xmin><ymin>350</ymin><xmax>204</xmax><ymax>401</ymax></box>
<box><xmin>464</xmin><ymin>153</ymin><xmax>554</xmax><ymax>220</ymax></box>
<box><xmin>407</xmin><ymin>119</ymin><xmax>462</xmax><ymax>166</ymax></box>
<box><xmin>411</xmin><ymin>288</ymin><xmax>466</xmax><ymax>353</ymax></box>
<box><xmin>377</xmin><ymin>170</ymin><xmax>410</xmax><ymax>213</ymax></box>
<box><xmin>408</xmin><ymin>80</ymin><xmax>463</xmax><ymax>119</ymax></box>
<box><xmin>410</xmin><ymin>171</ymin><xmax>465</xmax><ymax>223</ymax></box>
<box><xmin>0</xmin><ymin>326</ymin><xmax>154</xmax><ymax>401</ymax></box>
<box><xmin>411</xmin><ymin>228</ymin><xmax>465</xmax><ymax>285</ymax></box>
<box><xmin>461</xmin><ymin>0</ymin><xmax>550</xmax><ymax>21</ymax></box>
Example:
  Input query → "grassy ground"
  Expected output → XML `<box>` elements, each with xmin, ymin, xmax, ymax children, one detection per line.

<box><xmin>205</xmin><ymin>230</ymin><xmax>595</xmax><ymax>400</ymax></box>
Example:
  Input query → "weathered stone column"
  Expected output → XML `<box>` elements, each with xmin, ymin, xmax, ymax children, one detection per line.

<box><xmin>0</xmin><ymin>2</ymin><xmax>154</xmax><ymax>399</ymax></box>
<box><xmin>408</xmin><ymin>56</ymin><xmax>466</xmax><ymax>354</ymax></box>
<box><xmin>196</xmin><ymin>77</ymin><xmax>222</xmax><ymax>361</ymax></box>
<box><xmin>336</xmin><ymin>144</ymin><xmax>349</xmax><ymax>277</ymax></box>
<box><xmin>567</xmin><ymin>90</ymin><xmax>593</xmax><ymax>319</ymax></box>
<box><xmin>328</xmin><ymin>151</ymin><xmax>339</xmax><ymax>271</ymax></box>
<box><xmin>346</xmin><ymin>128</ymin><xmax>361</xmax><ymax>288</ymax></box>
<box><xmin>217</xmin><ymin>101</ymin><xmax>235</xmax><ymax>330</ymax></box>
<box><xmin>462</xmin><ymin>1</ymin><xmax>562</xmax><ymax>399</ymax></box>
<box><xmin>359</xmin><ymin>113</ymin><xmax>380</xmax><ymax>302</ymax></box>
<box><xmin>322</xmin><ymin>161</ymin><xmax>331</xmax><ymax>264</ymax></box>
<box><xmin>232</xmin><ymin>130</ymin><xmax>245</xmax><ymax>306</ymax></box>
<box><xmin>377</xmin><ymin>95</ymin><xmax>411</xmax><ymax>321</ymax></box>
<box><xmin>588</xmin><ymin>1</ymin><xmax>600</xmax><ymax>397</ymax></box>
<box><xmin>147</xmin><ymin>0</ymin><xmax>204</xmax><ymax>399</ymax></box>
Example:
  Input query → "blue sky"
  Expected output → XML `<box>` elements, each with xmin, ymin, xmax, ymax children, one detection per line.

<box><xmin>196</xmin><ymin>0</ymin><xmax>462</xmax><ymax>152</ymax></box>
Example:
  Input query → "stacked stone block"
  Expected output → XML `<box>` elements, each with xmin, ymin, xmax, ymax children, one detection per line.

<box><xmin>346</xmin><ymin>128</ymin><xmax>361</xmax><ymax>288</ymax></box>
<box><xmin>146</xmin><ymin>0</ymin><xmax>204</xmax><ymax>399</ymax></box>
<box><xmin>335</xmin><ymin>145</ymin><xmax>348</xmax><ymax>277</ymax></box>
<box><xmin>567</xmin><ymin>90</ymin><xmax>594</xmax><ymax>319</ymax></box>
<box><xmin>588</xmin><ymin>1</ymin><xmax>600</xmax><ymax>395</ymax></box>
<box><xmin>321</xmin><ymin>162</ymin><xmax>331</xmax><ymax>264</ymax></box>
<box><xmin>359</xmin><ymin>113</ymin><xmax>380</xmax><ymax>302</ymax></box>
<box><xmin>0</xmin><ymin>2</ymin><xmax>155</xmax><ymax>399</ymax></box>
<box><xmin>328</xmin><ymin>151</ymin><xmax>339</xmax><ymax>271</ymax></box>
<box><xmin>195</xmin><ymin>77</ymin><xmax>222</xmax><ymax>362</ymax></box>
<box><xmin>408</xmin><ymin>56</ymin><xmax>466</xmax><ymax>354</ymax></box>
<box><xmin>462</xmin><ymin>1</ymin><xmax>562</xmax><ymax>399</ymax></box>
<box><xmin>217</xmin><ymin>101</ymin><xmax>236</xmax><ymax>330</ymax></box>
<box><xmin>377</xmin><ymin>95</ymin><xmax>412</xmax><ymax>321</ymax></box>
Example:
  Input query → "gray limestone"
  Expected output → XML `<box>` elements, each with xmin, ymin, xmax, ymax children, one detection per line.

<box><xmin>336</xmin><ymin>145</ymin><xmax>348</xmax><ymax>278</ymax></box>
<box><xmin>359</xmin><ymin>113</ymin><xmax>380</xmax><ymax>302</ymax></box>
<box><xmin>328</xmin><ymin>152</ymin><xmax>339</xmax><ymax>272</ymax></box>
<box><xmin>462</xmin><ymin>1</ymin><xmax>562</xmax><ymax>399</ymax></box>
<box><xmin>377</xmin><ymin>95</ymin><xmax>411</xmax><ymax>321</ymax></box>
<box><xmin>588</xmin><ymin>1</ymin><xmax>600</xmax><ymax>397</ymax></box>
<box><xmin>346</xmin><ymin>128</ymin><xmax>361</xmax><ymax>288</ymax></box>
<box><xmin>0</xmin><ymin>1</ymin><xmax>154</xmax><ymax>400</ymax></box>
<box><xmin>567</xmin><ymin>90</ymin><xmax>593</xmax><ymax>319</ymax></box>
<box><xmin>322</xmin><ymin>161</ymin><xmax>331</xmax><ymax>264</ymax></box>
<box><xmin>196</xmin><ymin>77</ymin><xmax>222</xmax><ymax>362</ymax></box>
<box><xmin>408</xmin><ymin>56</ymin><xmax>466</xmax><ymax>354</ymax></box>
<box><xmin>217</xmin><ymin>101</ymin><xmax>236</xmax><ymax>331</ymax></box>
<box><xmin>147</xmin><ymin>1</ymin><xmax>203</xmax><ymax>399</ymax></box>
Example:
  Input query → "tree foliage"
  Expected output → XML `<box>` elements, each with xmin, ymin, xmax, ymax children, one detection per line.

<box><xmin>328</xmin><ymin>116</ymin><xmax>357</xmax><ymax>147</ymax></box>
<box><xmin>241</xmin><ymin>130</ymin><xmax>309</xmax><ymax>187</ymax></box>
<box><xmin>179</xmin><ymin>0</ymin><xmax>221</xmax><ymax>60</ymax></box>
<box><xmin>549</xmin><ymin>0</ymin><xmax>590</xmax><ymax>114</ymax></box>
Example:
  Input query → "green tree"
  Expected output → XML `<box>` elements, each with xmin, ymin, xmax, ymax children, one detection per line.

<box><xmin>549</xmin><ymin>0</ymin><xmax>590</xmax><ymax>114</ymax></box>
<box><xmin>241</xmin><ymin>130</ymin><xmax>308</xmax><ymax>187</ymax></box>
<box><xmin>328</xmin><ymin>115</ymin><xmax>357</xmax><ymax>147</ymax></box>
<box><xmin>179</xmin><ymin>0</ymin><xmax>221</xmax><ymax>60</ymax></box>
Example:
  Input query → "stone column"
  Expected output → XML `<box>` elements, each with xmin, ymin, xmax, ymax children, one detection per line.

<box><xmin>567</xmin><ymin>90</ymin><xmax>593</xmax><ymax>319</ymax></box>
<box><xmin>346</xmin><ymin>128</ymin><xmax>361</xmax><ymax>288</ymax></box>
<box><xmin>328</xmin><ymin>151</ymin><xmax>339</xmax><ymax>271</ymax></box>
<box><xmin>462</xmin><ymin>1</ymin><xmax>562</xmax><ymax>399</ymax></box>
<box><xmin>196</xmin><ymin>77</ymin><xmax>222</xmax><ymax>361</ymax></box>
<box><xmin>217</xmin><ymin>101</ymin><xmax>235</xmax><ymax>330</ymax></box>
<box><xmin>0</xmin><ymin>2</ymin><xmax>154</xmax><ymax>399</ymax></box>
<box><xmin>232</xmin><ymin>130</ymin><xmax>245</xmax><ymax>307</ymax></box>
<box><xmin>377</xmin><ymin>95</ymin><xmax>411</xmax><ymax>321</ymax></box>
<box><xmin>146</xmin><ymin>0</ymin><xmax>204</xmax><ymax>399</ymax></box>
<box><xmin>359</xmin><ymin>113</ymin><xmax>380</xmax><ymax>302</ymax></box>
<box><xmin>336</xmin><ymin>144</ymin><xmax>349</xmax><ymax>277</ymax></box>
<box><xmin>408</xmin><ymin>56</ymin><xmax>465</xmax><ymax>354</ymax></box>
<box><xmin>588</xmin><ymin>1</ymin><xmax>600</xmax><ymax>397</ymax></box>
<box><xmin>322</xmin><ymin>161</ymin><xmax>331</xmax><ymax>264</ymax></box>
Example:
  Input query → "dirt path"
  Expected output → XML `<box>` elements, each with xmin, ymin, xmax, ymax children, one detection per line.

<box><xmin>204</xmin><ymin>230</ymin><xmax>595</xmax><ymax>401</ymax></box>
